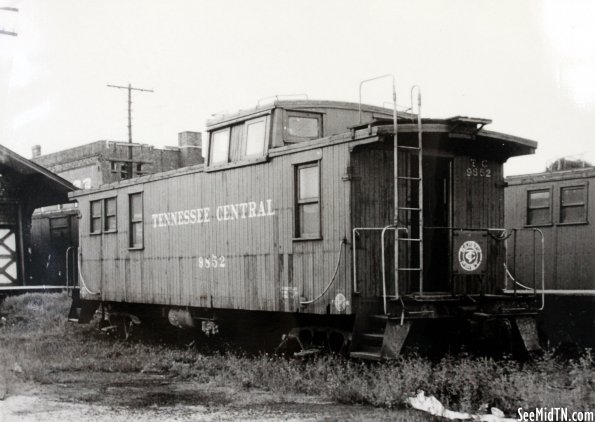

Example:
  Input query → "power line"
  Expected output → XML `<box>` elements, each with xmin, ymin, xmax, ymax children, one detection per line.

<box><xmin>107</xmin><ymin>83</ymin><xmax>154</xmax><ymax>178</ymax></box>
<box><xmin>0</xmin><ymin>7</ymin><xmax>18</xmax><ymax>37</ymax></box>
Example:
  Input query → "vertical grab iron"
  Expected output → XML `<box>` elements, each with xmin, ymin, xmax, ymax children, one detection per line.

<box><xmin>394</xmin><ymin>87</ymin><xmax>424</xmax><ymax>298</ymax></box>
<box><xmin>358</xmin><ymin>74</ymin><xmax>400</xmax><ymax>306</ymax></box>
<box><xmin>413</xmin><ymin>86</ymin><xmax>424</xmax><ymax>295</ymax></box>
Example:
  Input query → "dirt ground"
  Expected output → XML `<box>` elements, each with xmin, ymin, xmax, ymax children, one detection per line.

<box><xmin>0</xmin><ymin>371</ymin><xmax>430</xmax><ymax>421</ymax></box>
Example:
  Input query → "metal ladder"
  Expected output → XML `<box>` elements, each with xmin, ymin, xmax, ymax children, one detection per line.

<box><xmin>395</xmin><ymin>86</ymin><xmax>424</xmax><ymax>297</ymax></box>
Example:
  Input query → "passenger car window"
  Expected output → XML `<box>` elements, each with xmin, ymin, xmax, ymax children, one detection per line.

<box><xmin>560</xmin><ymin>185</ymin><xmax>587</xmax><ymax>224</ymax></box>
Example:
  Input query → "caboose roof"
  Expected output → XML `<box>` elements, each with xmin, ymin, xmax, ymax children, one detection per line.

<box><xmin>367</xmin><ymin>116</ymin><xmax>536</xmax><ymax>159</ymax></box>
<box><xmin>206</xmin><ymin>99</ymin><xmax>414</xmax><ymax>129</ymax></box>
<box><xmin>71</xmin><ymin>107</ymin><xmax>537</xmax><ymax>198</ymax></box>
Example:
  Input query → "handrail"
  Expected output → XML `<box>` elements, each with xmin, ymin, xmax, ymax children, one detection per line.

<box><xmin>410</xmin><ymin>85</ymin><xmax>423</xmax><ymax>294</ymax></box>
<box><xmin>358</xmin><ymin>75</ymin><xmax>401</xmax><ymax>315</ymax></box>
<box><xmin>77</xmin><ymin>248</ymin><xmax>101</xmax><ymax>296</ymax></box>
<box><xmin>352</xmin><ymin>226</ymin><xmax>407</xmax><ymax>314</ymax></box>
<box><xmin>300</xmin><ymin>239</ymin><xmax>345</xmax><ymax>305</ymax></box>
<box><xmin>535</xmin><ymin>228</ymin><xmax>545</xmax><ymax>310</ymax></box>
<box><xmin>65</xmin><ymin>246</ymin><xmax>74</xmax><ymax>294</ymax></box>
<box><xmin>381</xmin><ymin>225</ymin><xmax>408</xmax><ymax>314</ymax></box>
<box><xmin>358</xmin><ymin>74</ymin><xmax>396</xmax><ymax>125</ymax></box>
<box><xmin>424</xmin><ymin>226</ymin><xmax>545</xmax><ymax>311</ymax></box>
<box><xmin>352</xmin><ymin>226</ymin><xmax>407</xmax><ymax>294</ymax></box>
<box><xmin>503</xmin><ymin>228</ymin><xmax>545</xmax><ymax>310</ymax></box>
<box><xmin>256</xmin><ymin>93</ymin><xmax>308</xmax><ymax>107</ymax></box>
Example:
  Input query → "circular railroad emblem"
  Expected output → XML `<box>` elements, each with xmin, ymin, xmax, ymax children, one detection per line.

<box><xmin>458</xmin><ymin>240</ymin><xmax>483</xmax><ymax>272</ymax></box>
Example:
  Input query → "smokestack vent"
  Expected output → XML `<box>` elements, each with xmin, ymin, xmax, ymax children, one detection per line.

<box><xmin>178</xmin><ymin>131</ymin><xmax>203</xmax><ymax>166</ymax></box>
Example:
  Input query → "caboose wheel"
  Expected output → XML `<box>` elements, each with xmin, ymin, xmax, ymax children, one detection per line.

<box><xmin>100</xmin><ymin>310</ymin><xmax>141</xmax><ymax>340</ymax></box>
<box><xmin>275</xmin><ymin>327</ymin><xmax>351</xmax><ymax>357</ymax></box>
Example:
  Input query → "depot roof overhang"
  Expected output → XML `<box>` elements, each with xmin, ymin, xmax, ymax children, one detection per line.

<box><xmin>0</xmin><ymin>144</ymin><xmax>76</xmax><ymax>208</ymax></box>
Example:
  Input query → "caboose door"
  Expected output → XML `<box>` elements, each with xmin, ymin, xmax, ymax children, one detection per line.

<box><xmin>422</xmin><ymin>156</ymin><xmax>452</xmax><ymax>292</ymax></box>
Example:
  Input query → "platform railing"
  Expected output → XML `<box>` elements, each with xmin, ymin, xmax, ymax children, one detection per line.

<box><xmin>352</xmin><ymin>225</ymin><xmax>408</xmax><ymax>315</ymax></box>
<box><xmin>417</xmin><ymin>227</ymin><xmax>545</xmax><ymax>310</ymax></box>
<box><xmin>65</xmin><ymin>246</ymin><xmax>78</xmax><ymax>296</ymax></box>
<box><xmin>354</xmin><ymin>226</ymin><xmax>545</xmax><ymax>314</ymax></box>
<box><xmin>503</xmin><ymin>228</ymin><xmax>545</xmax><ymax>310</ymax></box>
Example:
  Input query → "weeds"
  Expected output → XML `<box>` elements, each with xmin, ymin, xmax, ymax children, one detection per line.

<box><xmin>1</xmin><ymin>293</ymin><xmax>594</xmax><ymax>414</ymax></box>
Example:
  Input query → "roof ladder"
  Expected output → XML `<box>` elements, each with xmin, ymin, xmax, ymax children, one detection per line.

<box><xmin>395</xmin><ymin>86</ymin><xmax>424</xmax><ymax>299</ymax></box>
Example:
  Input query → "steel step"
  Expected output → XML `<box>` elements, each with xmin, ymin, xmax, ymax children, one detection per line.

<box><xmin>369</xmin><ymin>314</ymin><xmax>389</xmax><ymax>322</ymax></box>
<box><xmin>361</xmin><ymin>332</ymin><xmax>384</xmax><ymax>344</ymax></box>
<box><xmin>350</xmin><ymin>350</ymin><xmax>383</xmax><ymax>361</ymax></box>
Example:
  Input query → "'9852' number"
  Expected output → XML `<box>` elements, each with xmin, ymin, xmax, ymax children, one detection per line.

<box><xmin>198</xmin><ymin>255</ymin><xmax>226</xmax><ymax>269</ymax></box>
<box><xmin>466</xmin><ymin>159</ymin><xmax>491</xmax><ymax>178</ymax></box>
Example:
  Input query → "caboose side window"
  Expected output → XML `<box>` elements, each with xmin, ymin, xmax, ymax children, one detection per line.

<box><xmin>50</xmin><ymin>217</ymin><xmax>70</xmax><ymax>241</ymax></box>
<box><xmin>284</xmin><ymin>112</ymin><xmax>322</xmax><ymax>143</ymax></box>
<box><xmin>527</xmin><ymin>189</ymin><xmax>551</xmax><ymax>226</ymax></box>
<box><xmin>244</xmin><ymin>118</ymin><xmax>267</xmax><ymax>157</ymax></box>
<box><xmin>560</xmin><ymin>185</ymin><xmax>587</xmax><ymax>224</ymax></box>
<box><xmin>210</xmin><ymin>128</ymin><xmax>230</xmax><ymax>165</ymax></box>
<box><xmin>104</xmin><ymin>197</ymin><xmax>117</xmax><ymax>232</ymax></box>
<box><xmin>90</xmin><ymin>200</ymin><xmax>102</xmax><ymax>234</ymax></box>
<box><xmin>296</xmin><ymin>162</ymin><xmax>321</xmax><ymax>238</ymax></box>
<box><xmin>129</xmin><ymin>193</ymin><xmax>143</xmax><ymax>249</ymax></box>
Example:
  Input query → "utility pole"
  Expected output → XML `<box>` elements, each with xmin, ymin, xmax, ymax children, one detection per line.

<box><xmin>107</xmin><ymin>83</ymin><xmax>154</xmax><ymax>178</ymax></box>
<box><xmin>0</xmin><ymin>7</ymin><xmax>18</xmax><ymax>36</ymax></box>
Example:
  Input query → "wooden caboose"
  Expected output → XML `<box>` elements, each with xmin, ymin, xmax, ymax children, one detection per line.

<box><xmin>71</xmin><ymin>100</ymin><xmax>540</xmax><ymax>358</ymax></box>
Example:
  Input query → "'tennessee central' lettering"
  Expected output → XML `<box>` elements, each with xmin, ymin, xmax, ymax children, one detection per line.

<box><xmin>151</xmin><ymin>199</ymin><xmax>275</xmax><ymax>228</ymax></box>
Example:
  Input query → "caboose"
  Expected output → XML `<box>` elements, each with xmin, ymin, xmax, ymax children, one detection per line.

<box><xmin>70</xmin><ymin>99</ymin><xmax>542</xmax><ymax>358</ymax></box>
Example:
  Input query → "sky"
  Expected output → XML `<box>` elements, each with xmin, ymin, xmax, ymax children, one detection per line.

<box><xmin>0</xmin><ymin>0</ymin><xmax>594</xmax><ymax>176</ymax></box>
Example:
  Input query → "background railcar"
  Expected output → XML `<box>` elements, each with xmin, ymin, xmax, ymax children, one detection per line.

<box><xmin>71</xmin><ymin>100</ymin><xmax>541</xmax><ymax>358</ymax></box>
<box><xmin>30</xmin><ymin>207</ymin><xmax>79</xmax><ymax>287</ymax></box>
<box><xmin>505</xmin><ymin>166</ymin><xmax>595</xmax><ymax>350</ymax></box>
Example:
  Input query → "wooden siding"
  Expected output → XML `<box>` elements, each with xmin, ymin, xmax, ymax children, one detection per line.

<box><xmin>451</xmin><ymin>155</ymin><xmax>506</xmax><ymax>294</ymax></box>
<box><xmin>78</xmin><ymin>143</ymin><xmax>353</xmax><ymax>315</ymax></box>
<box><xmin>349</xmin><ymin>145</ymin><xmax>395</xmax><ymax>305</ymax></box>
<box><xmin>350</xmin><ymin>140</ymin><xmax>508</xmax><ymax>299</ymax></box>
<box><xmin>505</xmin><ymin>173</ymin><xmax>595</xmax><ymax>290</ymax></box>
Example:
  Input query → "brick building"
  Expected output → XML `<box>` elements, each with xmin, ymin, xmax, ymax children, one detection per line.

<box><xmin>31</xmin><ymin>131</ymin><xmax>203</xmax><ymax>189</ymax></box>
<box><xmin>28</xmin><ymin>132</ymin><xmax>203</xmax><ymax>286</ymax></box>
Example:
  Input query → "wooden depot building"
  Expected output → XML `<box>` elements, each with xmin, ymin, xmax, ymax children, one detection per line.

<box><xmin>0</xmin><ymin>144</ymin><xmax>75</xmax><ymax>288</ymax></box>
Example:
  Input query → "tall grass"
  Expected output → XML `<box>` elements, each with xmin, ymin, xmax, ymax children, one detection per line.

<box><xmin>1</xmin><ymin>293</ymin><xmax>593</xmax><ymax>414</ymax></box>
